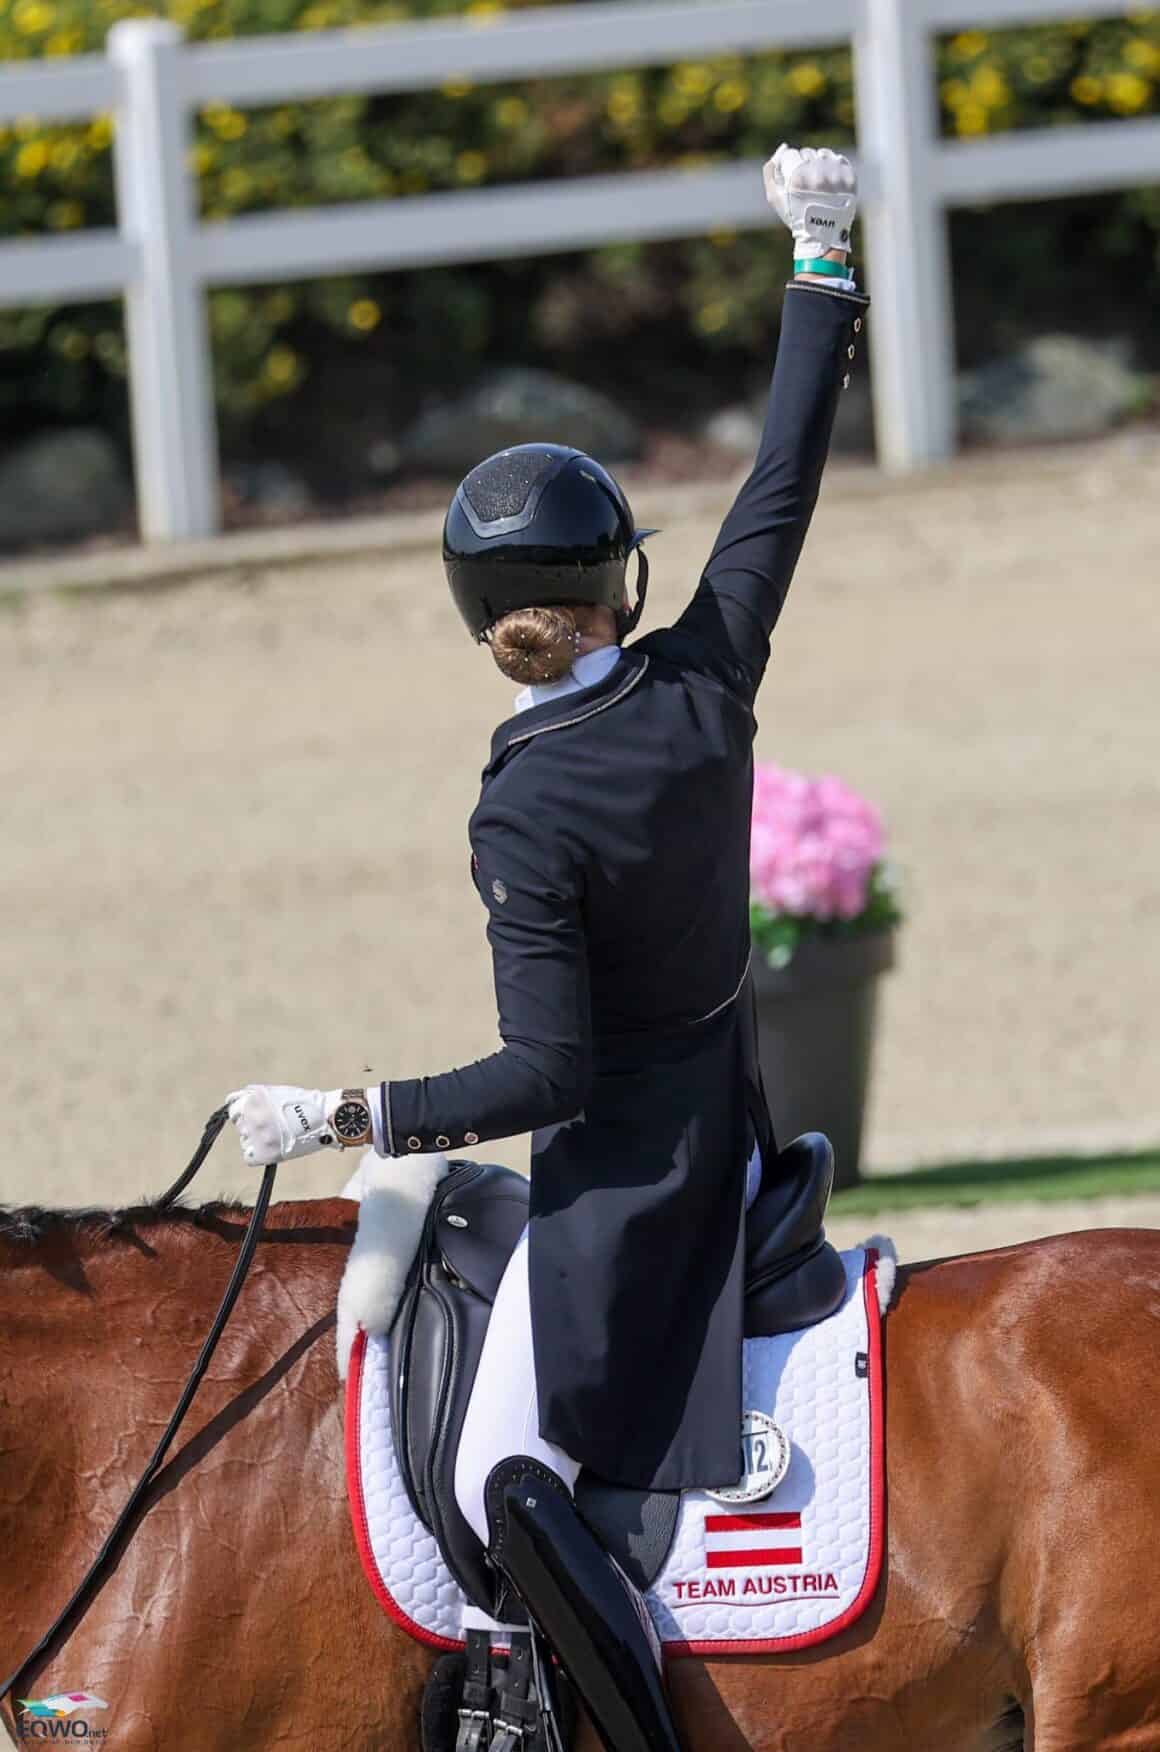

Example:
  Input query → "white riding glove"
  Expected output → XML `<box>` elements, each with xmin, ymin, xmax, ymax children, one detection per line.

<box><xmin>228</xmin><ymin>1084</ymin><xmax>344</xmax><ymax>1166</ymax></box>
<box><xmin>763</xmin><ymin>144</ymin><xmax>858</xmax><ymax>261</ymax></box>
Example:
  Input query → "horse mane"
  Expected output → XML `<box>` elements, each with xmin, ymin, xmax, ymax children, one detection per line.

<box><xmin>0</xmin><ymin>1198</ymin><xmax>250</xmax><ymax>1247</ymax></box>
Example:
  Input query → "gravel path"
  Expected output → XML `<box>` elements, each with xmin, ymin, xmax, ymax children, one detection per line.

<box><xmin>2</xmin><ymin>431</ymin><xmax>1158</xmax><ymax>1252</ymax></box>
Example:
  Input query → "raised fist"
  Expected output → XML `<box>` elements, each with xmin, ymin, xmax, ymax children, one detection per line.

<box><xmin>763</xmin><ymin>145</ymin><xmax>858</xmax><ymax>260</ymax></box>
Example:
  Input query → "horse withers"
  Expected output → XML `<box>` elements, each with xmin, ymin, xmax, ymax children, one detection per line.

<box><xmin>1</xmin><ymin>1196</ymin><xmax>1159</xmax><ymax>1750</ymax></box>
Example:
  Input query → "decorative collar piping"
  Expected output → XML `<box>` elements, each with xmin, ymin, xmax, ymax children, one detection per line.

<box><xmin>485</xmin><ymin>651</ymin><xmax>649</xmax><ymax>773</ymax></box>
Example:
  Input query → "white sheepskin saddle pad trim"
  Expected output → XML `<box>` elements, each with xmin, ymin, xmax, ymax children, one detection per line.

<box><xmin>861</xmin><ymin>1233</ymin><xmax>899</xmax><ymax>1314</ymax></box>
<box><xmin>336</xmin><ymin>1149</ymin><xmax>452</xmax><ymax>1381</ymax></box>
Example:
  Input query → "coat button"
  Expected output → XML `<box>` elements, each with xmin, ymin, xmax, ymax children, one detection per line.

<box><xmin>464</xmin><ymin>1131</ymin><xmax>479</xmax><ymax>1145</ymax></box>
<box><xmin>843</xmin><ymin>373</ymin><xmax>851</xmax><ymax>389</ymax></box>
<box><xmin>407</xmin><ymin>1136</ymin><xmax>422</xmax><ymax>1150</ymax></box>
<box><xmin>848</xmin><ymin>344</ymin><xmax>856</xmax><ymax>360</ymax></box>
<box><xmin>854</xmin><ymin>317</ymin><xmax>863</xmax><ymax>333</ymax></box>
<box><xmin>435</xmin><ymin>1134</ymin><xmax>450</xmax><ymax>1149</ymax></box>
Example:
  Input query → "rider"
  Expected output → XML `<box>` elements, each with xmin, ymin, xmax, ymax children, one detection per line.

<box><xmin>230</xmin><ymin>145</ymin><xmax>867</xmax><ymax>1752</ymax></box>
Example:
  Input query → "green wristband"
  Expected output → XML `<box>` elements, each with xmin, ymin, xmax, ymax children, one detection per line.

<box><xmin>794</xmin><ymin>256</ymin><xmax>852</xmax><ymax>278</ymax></box>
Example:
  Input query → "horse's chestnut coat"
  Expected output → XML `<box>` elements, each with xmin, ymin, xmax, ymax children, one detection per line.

<box><xmin>3</xmin><ymin>1205</ymin><xmax>1160</xmax><ymax>1748</ymax></box>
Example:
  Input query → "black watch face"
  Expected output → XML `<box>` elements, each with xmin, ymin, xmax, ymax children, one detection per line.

<box><xmin>333</xmin><ymin>1100</ymin><xmax>370</xmax><ymax>1142</ymax></box>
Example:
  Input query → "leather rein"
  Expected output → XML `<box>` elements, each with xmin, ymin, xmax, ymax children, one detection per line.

<box><xmin>0</xmin><ymin>1109</ymin><xmax>277</xmax><ymax>1713</ymax></box>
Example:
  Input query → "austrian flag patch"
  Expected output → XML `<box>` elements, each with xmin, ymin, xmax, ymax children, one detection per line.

<box><xmin>672</xmin><ymin>1510</ymin><xmax>841</xmax><ymax>1606</ymax></box>
<box><xmin>705</xmin><ymin>1510</ymin><xmax>803</xmax><ymax>1568</ymax></box>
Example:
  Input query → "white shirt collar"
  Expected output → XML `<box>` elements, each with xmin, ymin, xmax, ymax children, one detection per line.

<box><xmin>513</xmin><ymin>644</ymin><xmax>622</xmax><ymax>715</ymax></box>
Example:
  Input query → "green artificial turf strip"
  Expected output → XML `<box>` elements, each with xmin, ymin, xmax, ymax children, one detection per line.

<box><xmin>830</xmin><ymin>1150</ymin><xmax>1160</xmax><ymax>1216</ymax></box>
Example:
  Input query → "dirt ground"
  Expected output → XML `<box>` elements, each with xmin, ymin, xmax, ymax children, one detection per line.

<box><xmin>824</xmin><ymin>1193</ymin><xmax>1160</xmax><ymax>1260</ymax></box>
<box><xmin>2</xmin><ymin>430</ymin><xmax>1158</xmax><ymax>1264</ymax></box>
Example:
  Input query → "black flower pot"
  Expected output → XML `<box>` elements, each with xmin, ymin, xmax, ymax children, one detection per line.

<box><xmin>751</xmin><ymin>929</ymin><xmax>896</xmax><ymax>1191</ymax></box>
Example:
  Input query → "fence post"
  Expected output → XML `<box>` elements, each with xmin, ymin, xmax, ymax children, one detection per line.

<box><xmin>853</xmin><ymin>0</ymin><xmax>956</xmax><ymax>472</ymax></box>
<box><xmin>110</xmin><ymin>19</ymin><xmax>220</xmax><ymax>542</ymax></box>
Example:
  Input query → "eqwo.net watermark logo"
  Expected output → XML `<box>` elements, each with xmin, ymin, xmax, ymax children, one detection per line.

<box><xmin>16</xmin><ymin>1693</ymin><xmax>109</xmax><ymax>1741</ymax></box>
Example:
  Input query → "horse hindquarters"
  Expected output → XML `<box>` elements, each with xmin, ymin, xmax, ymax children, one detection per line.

<box><xmin>661</xmin><ymin>1232</ymin><xmax>1160</xmax><ymax>1752</ymax></box>
<box><xmin>894</xmin><ymin>1230</ymin><xmax>1160</xmax><ymax>1752</ymax></box>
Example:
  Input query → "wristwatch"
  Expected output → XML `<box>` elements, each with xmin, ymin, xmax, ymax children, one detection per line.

<box><xmin>326</xmin><ymin>1088</ymin><xmax>374</xmax><ymax>1150</ymax></box>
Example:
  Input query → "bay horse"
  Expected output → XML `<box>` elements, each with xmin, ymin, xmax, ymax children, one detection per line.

<box><xmin>1</xmin><ymin>1196</ymin><xmax>1159</xmax><ymax>1751</ymax></box>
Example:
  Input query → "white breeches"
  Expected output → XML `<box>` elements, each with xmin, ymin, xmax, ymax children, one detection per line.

<box><xmin>454</xmin><ymin>1226</ymin><xmax>582</xmax><ymax>1547</ymax></box>
<box><xmin>454</xmin><ymin>1145</ymin><xmax>765</xmax><ymax>1547</ymax></box>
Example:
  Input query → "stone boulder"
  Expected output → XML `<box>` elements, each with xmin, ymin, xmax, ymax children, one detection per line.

<box><xmin>223</xmin><ymin>459</ymin><xmax>313</xmax><ymax>520</ymax></box>
<box><xmin>0</xmin><ymin>428</ymin><xmax>132</xmax><ymax>550</ymax></box>
<box><xmin>400</xmin><ymin>368</ymin><xmax>642</xmax><ymax>474</ymax></box>
<box><xmin>702</xmin><ymin>405</ymin><xmax>763</xmax><ymax>456</ymax></box>
<box><xmin>958</xmin><ymin>334</ymin><xmax>1149</xmax><ymax>446</ymax></box>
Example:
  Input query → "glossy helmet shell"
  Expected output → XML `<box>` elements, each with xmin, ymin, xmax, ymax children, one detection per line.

<box><xmin>443</xmin><ymin>443</ymin><xmax>650</xmax><ymax>641</ymax></box>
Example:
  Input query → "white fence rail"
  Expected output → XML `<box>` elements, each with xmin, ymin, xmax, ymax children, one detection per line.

<box><xmin>1</xmin><ymin>0</ymin><xmax>1158</xmax><ymax>543</ymax></box>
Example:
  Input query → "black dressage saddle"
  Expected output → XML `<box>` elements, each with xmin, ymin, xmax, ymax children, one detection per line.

<box><xmin>387</xmin><ymin>1134</ymin><xmax>845</xmax><ymax>1621</ymax></box>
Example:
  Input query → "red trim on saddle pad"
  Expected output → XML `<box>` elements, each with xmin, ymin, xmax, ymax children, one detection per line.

<box><xmin>344</xmin><ymin>1250</ymin><xmax>887</xmax><ymax>1660</ymax></box>
<box><xmin>344</xmin><ymin>1328</ymin><xmax>462</xmax><ymax>1653</ymax></box>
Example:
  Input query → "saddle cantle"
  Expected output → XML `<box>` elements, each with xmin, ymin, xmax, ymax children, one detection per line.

<box><xmin>387</xmin><ymin>1133</ymin><xmax>846</xmax><ymax>1617</ymax></box>
<box><xmin>745</xmin><ymin>1131</ymin><xmax>849</xmax><ymax>1335</ymax></box>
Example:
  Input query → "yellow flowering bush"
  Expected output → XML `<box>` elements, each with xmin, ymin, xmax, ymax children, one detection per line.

<box><xmin>939</xmin><ymin>17</ymin><xmax>1160</xmax><ymax>136</ymax></box>
<box><xmin>0</xmin><ymin>0</ymin><xmax>1157</xmax><ymax>448</ymax></box>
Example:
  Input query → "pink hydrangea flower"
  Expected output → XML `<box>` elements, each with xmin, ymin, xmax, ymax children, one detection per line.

<box><xmin>750</xmin><ymin>762</ymin><xmax>885</xmax><ymax>922</ymax></box>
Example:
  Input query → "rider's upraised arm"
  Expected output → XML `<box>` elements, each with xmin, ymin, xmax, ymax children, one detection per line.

<box><xmin>673</xmin><ymin>277</ymin><xmax>869</xmax><ymax>703</ymax></box>
<box><xmin>667</xmin><ymin>145</ymin><xmax>868</xmax><ymax>703</ymax></box>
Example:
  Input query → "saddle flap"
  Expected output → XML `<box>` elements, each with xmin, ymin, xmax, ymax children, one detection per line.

<box><xmin>573</xmin><ymin>1476</ymin><xmax>681</xmax><ymax>1594</ymax></box>
<box><xmin>388</xmin><ymin>1160</ymin><xmax>530</xmax><ymax>1622</ymax></box>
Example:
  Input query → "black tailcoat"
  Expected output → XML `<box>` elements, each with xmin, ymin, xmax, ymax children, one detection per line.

<box><xmin>382</xmin><ymin>280</ymin><xmax>870</xmax><ymax>1490</ymax></box>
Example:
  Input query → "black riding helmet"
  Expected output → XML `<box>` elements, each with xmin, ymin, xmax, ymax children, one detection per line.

<box><xmin>443</xmin><ymin>443</ymin><xmax>656</xmax><ymax>644</ymax></box>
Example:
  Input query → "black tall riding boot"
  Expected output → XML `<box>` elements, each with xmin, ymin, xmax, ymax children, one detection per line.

<box><xmin>485</xmin><ymin>1457</ymin><xmax>684</xmax><ymax>1752</ymax></box>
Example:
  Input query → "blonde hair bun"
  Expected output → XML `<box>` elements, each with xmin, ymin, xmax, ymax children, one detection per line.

<box><xmin>489</xmin><ymin>605</ymin><xmax>578</xmax><ymax>685</ymax></box>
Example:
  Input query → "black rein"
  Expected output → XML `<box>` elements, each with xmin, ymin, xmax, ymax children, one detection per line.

<box><xmin>0</xmin><ymin>1107</ymin><xmax>277</xmax><ymax>1711</ymax></box>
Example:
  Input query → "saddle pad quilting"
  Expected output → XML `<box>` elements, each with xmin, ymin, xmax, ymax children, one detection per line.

<box><xmin>345</xmin><ymin>1247</ymin><xmax>884</xmax><ymax>1657</ymax></box>
<box><xmin>345</xmin><ymin>1327</ymin><xmax>473</xmax><ymax>1650</ymax></box>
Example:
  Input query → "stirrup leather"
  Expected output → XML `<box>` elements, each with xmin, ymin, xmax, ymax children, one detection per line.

<box><xmin>456</xmin><ymin>1630</ymin><xmax>493</xmax><ymax>1752</ymax></box>
<box><xmin>488</xmin><ymin>1633</ymin><xmax>535</xmax><ymax>1752</ymax></box>
<box><xmin>451</xmin><ymin>1627</ymin><xmax>567</xmax><ymax>1752</ymax></box>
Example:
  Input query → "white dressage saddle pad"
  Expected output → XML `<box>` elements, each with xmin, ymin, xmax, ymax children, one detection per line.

<box><xmin>345</xmin><ymin>1246</ymin><xmax>887</xmax><ymax>1657</ymax></box>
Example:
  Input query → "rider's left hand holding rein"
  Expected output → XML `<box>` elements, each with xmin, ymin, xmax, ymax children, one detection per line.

<box><xmin>228</xmin><ymin>1084</ymin><xmax>373</xmax><ymax>1165</ymax></box>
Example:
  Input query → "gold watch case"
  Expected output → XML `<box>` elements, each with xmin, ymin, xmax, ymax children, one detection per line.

<box><xmin>330</xmin><ymin>1087</ymin><xmax>373</xmax><ymax>1148</ymax></box>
